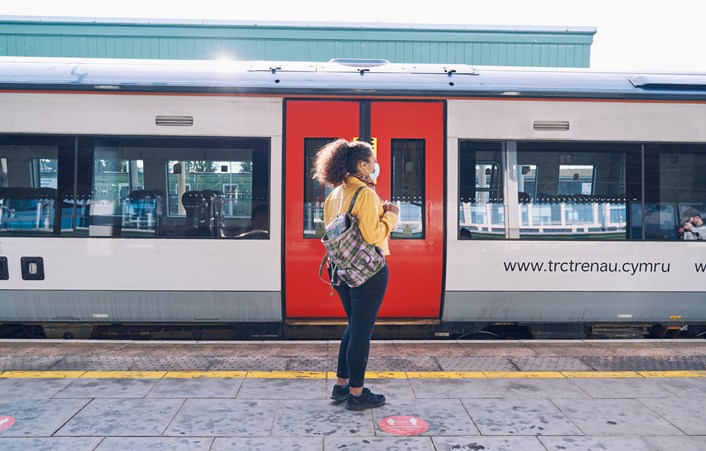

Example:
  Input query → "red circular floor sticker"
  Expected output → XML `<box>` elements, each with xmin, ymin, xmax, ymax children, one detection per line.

<box><xmin>378</xmin><ymin>416</ymin><xmax>429</xmax><ymax>436</ymax></box>
<box><xmin>0</xmin><ymin>416</ymin><xmax>16</xmax><ymax>432</ymax></box>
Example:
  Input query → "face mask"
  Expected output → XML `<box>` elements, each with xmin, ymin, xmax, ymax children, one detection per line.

<box><xmin>370</xmin><ymin>162</ymin><xmax>380</xmax><ymax>181</ymax></box>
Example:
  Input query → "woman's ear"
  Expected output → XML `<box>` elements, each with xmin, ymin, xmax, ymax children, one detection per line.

<box><xmin>356</xmin><ymin>160</ymin><xmax>366</xmax><ymax>174</ymax></box>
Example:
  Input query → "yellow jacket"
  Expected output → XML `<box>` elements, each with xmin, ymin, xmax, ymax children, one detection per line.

<box><xmin>323</xmin><ymin>176</ymin><xmax>398</xmax><ymax>255</ymax></box>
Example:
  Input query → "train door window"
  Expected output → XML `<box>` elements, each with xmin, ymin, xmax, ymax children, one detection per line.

<box><xmin>516</xmin><ymin>142</ymin><xmax>639</xmax><ymax>240</ymax></box>
<box><xmin>643</xmin><ymin>143</ymin><xmax>706</xmax><ymax>240</ymax></box>
<box><xmin>90</xmin><ymin>137</ymin><xmax>269</xmax><ymax>239</ymax></box>
<box><xmin>0</xmin><ymin>136</ymin><xmax>76</xmax><ymax>237</ymax></box>
<box><xmin>458</xmin><ymin>141</ymin><xmax>504</xmax><ymax>239</ymax></box>
<box><xmin>391</xmin><ymin>139</ymin><xmax>425</xmax><ymax>239</ymax></box>
<box><xmin>303</xmin><ymin>138</ymin><xmax>335</xmax><ymax>238</ymax></box>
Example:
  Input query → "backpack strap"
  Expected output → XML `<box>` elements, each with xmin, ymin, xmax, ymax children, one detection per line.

<box><xmin>319</xmin><ymin>254</ymin><xmax>338</xmax><ymax>296</ymax></box>
<box><xmin>348</xmin><ymin>186</ymin><xmax>366</xmax><ymax>215</ymax></box>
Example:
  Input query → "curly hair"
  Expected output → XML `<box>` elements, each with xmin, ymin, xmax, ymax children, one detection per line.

<box><xmin>312</xmin><ymin>139</ymin><xmax>374</xmax><ymax>187</ymax></box>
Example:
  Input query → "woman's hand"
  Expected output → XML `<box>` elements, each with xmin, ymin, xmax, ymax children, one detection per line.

<box><xmin>382</xmin><ymin>201</ymin><xmax>400</xmax><ymax>216</ymax></box>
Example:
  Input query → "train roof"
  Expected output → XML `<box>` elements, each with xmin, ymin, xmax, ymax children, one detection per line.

<box><xmin>1</xmin><ymin>56</ymin><xmax>706</xmax><ymax>101</ymax></box>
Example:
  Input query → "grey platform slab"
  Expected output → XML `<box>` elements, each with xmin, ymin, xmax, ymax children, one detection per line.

<box><xmin>409</xmin><ymin>378</ymin><xmax>502</xmax><ymax>399</ymax></box>
<box><xmin>432</xmin><ymin>436</ymin><xmax>547</xmax><ymax>451</ymax></box>
<box><xmin>641</xmin><ymin>396</ymin><xmax>706</xmax><ymax>435</ymax></box>
<box><xmin>538</xmin><ymin>436</ymin><xmax>658</xmax><ymax>450</ymax></box>
<box><xmin>165</xmin><ymin>399</ymin><xmax>278</xmax><ymax>437</ymax></box>
<box><xmin>0</xmin><ymin>438</ymin><xmax>102</xmax><ymax>451</ymax></box>
<box><xmin>325</xmin><ymin>436</ymin><xmax>435</xmax><ymax>450</ymax></box>
<box><xmin>0</xmin><ymin>399</ymin><xmax>90</xmax><ymax>437</ymax></box>
<box><xmin>236</xmin><ymin>378</ymin><xmax>327</xmax><ymax>399</ymax></box>
<box><xmin>552</xmin><ymin>398</ymin><xmax>685</xmax><ymax>436</ymax></box>
<box><xmin>462</xmin><ymin>399</ymin><xmax>582</xmax><ymax>436</ymax></box>
<box><xmin>273</xmin><ymin>399</ymin><xmax>374</xmax><ymax>436</ymax></box>
<box><xmin>569</xmin><ymin>377</ymin><xmax>676</xmax><ymax>399</ymax></box>
<box><xmin>645</xmin><ymin>436</ymin><xmax>706</xmax><ymax>451</ymax></box>
<box><xmin>146</xmin><ymin>377</ymin><xmax>243</xmax><ymax>399</ymax></box>
<box><xmin>55</xmin><ymin>398</ymin><xmax>183</xmax><ymax>436</ymax></box>
<box><xmin>490</xmin><ymin>378</ymin><xmax>590</xmax><ymax>399</ymax></box>
<box><xmin>652</xmin><ymin>376</ymin><xmax>706</xmax><ymax>399</ymax></box>
<box><xmin>53</xmin><ymin>378</ymin><xmax>158</xmax><ymax>398</ymax></box>
<box><xmin>212</xmin><ymin>437</ymin><xmax>323</xmax><ymax>451</ymax></box>
<box><xmin>0</xmin><ymin>378</ymin><xmax>72</xmax><ymax>399</ymax></box>
<box><xmin>96</xmin><ymin>437</ymin><xmax>214</xmax><ymax>451</ymax></box>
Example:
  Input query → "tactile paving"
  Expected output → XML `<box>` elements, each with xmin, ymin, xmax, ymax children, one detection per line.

<box><xmin>207</xmin><ymin>356</ymin><xmax>289</xmax><ymax>371</ymax></box>
<box><xmin>285</xmin><ymin>357</ymin><xmax>336</xmax><ymax>372</ymax></box>
<box><xmin>509</xmin><ymin>357</ymin><xmax>594</xmax><ymax>371</ymax></box>
<box><xmin>0</xmin><ymin>356</ymin><xmax>63</xmax><ymax>371</ymax></box>
<box><xmin>127</xmin><ymin>357</ymin><xmax>212</xmax><ymax>371</ymax></box>
<box><xmin>583</xmin><ymin>356</ymin><xmax>706</xmax><ymax>371</ymax></box>
<box><xmin>48</xmin><ymin>356</ymin><xmax>133</xmax><ymax>371</ymax></box>
<box><xmin>366</xmin><ymin>356</ymin><xmax>442</xmax><ymax>372</ymax></box>
<box><xmin>436</xmin><ymin>357</ymin><xmax>518</xmax><ymax>372</ymax></box>
<box><xmin>0</xmin><ymin>341</ymin><xmax>705</xmax><ymax>374</ymax></box>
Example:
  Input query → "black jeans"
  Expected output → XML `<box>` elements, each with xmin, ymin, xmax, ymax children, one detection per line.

<box><xmin>333</xmin><ymin>264</ymin><xmax>389</xmax><ymax>388</ymax></box>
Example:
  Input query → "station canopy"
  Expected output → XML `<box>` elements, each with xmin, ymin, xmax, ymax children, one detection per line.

<box><xmin>0</xmin><ymin>16</ymin><xmax>596</xmax><ymax>68</ymax></box>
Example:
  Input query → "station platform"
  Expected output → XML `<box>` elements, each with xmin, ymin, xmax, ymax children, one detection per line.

<box><xmin>0</xmin><ymin>339</ymin><xmax>704</xmax><ymax>450</ymax></box>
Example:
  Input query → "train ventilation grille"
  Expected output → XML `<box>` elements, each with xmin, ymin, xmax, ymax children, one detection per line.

<box><xmin>155</xmin><ymin>115</ymin><xmax>194</xmax><ymax>126</ymax></box>
<box><xmin>533</xmin><ymin>120</ymin><xmax>570</xmax><ymax>131</ymax></box>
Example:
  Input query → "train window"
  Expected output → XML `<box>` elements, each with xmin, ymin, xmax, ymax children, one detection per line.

<box><xmin>0</xmin><ymin>136</ymin><xmax>77</xmax><ymax>237</ymax></box>
<box><xmin>391</xmin><ymin>139</ymin><xmax>425</xmax><ymax>239</ymax></box>
<box><xmin>643</xmin><ymin>144</ymin><xmax>706</xmax><ymax>241</ymax></box>
<box><xmin>89</xmin><ymin>137</ymin><xmax>269</xmax><ymax>239</ymax></box>
<box><xmin>91</xmin><ymin>153</ymin><xmax>147</xmax><ymax>237</ymax></box>
<box><xmin>458</xmin><ymin>141</ymin><xmax>505</xmax><ymax>239</ymax></box>
<box><xmin>303</xmin><ymin>138</ymin><xmax>335</xmax><ymax>239</ymax></box>
<box><xmin>516</xmin><ymin>142</ymin><xmax>639</xmax><ymax>240</ymax></box>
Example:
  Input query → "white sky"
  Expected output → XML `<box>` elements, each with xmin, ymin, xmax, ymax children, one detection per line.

<box><xmin>2</xmin><ymin>0</ymin><xmax>705</xmax><ymax>73</ymax></box>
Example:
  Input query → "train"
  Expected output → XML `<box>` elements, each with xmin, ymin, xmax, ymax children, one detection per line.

<box><xmin>0</xmin><ymin>56</ymin><xmax>705</xmax><ymax>340</ymax></box>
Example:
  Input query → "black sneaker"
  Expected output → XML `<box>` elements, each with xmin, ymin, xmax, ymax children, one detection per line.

<box><xmin>345</xmin><ymin>388</ymin><xmax>386</xmax><ymax>410</ymax></box>
<box><xmin>330</xmin><ymin>384</ymin><xmax>350</xmax><ymax>401</ymax></box>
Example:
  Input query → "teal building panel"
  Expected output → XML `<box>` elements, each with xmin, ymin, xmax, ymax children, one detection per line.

<box><xmin>0</xmin><ymin>17</ymin><xmax>596</xmax><ymax>68</ymax></box>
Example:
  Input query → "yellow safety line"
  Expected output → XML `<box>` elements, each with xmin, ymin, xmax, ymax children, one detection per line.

<box><xmin>562</xmin><ymin>371</ymin><xmax>642</xmax><ymax>379</ymax></box>
<box><xmin>165</xmin><ymin>371</ymin><xmax>247</xmax><ymax>379</ymax></box>
<box><xmin>0</xmin><ymin>371</ymin><xmax>86</xmax><ymax>379</ymax></box>
<box><xmin>484</xmin><ymin>371</ymin><xmax>566</xmax><ymax>379</ymax></box>
<box><xmin>406</xmin><ymin>371</ymin><xmax>486</xmax><ymax>379</ymax></box>
<box><xmin>245</xmin><ymin>371</ymin><xmax>325</xmax><ymax>379</ymax></box>
<box><xmin>356</xmin><ymin>371</ymin><xmax>408</xmax><ymax>379</ymax></box>
<box><xmin>81</xmin><ymin>371</ymin><xmax>167</xmax><ymax>379</ymax></box>
<box><xmin>637</xmin><ymin>371</ymin><xmax>704</xmax><ymax>378</ymax></box>
<box><xmin>0</xmin><ymin>370</ymin><xmax>704</xmax><ymax>379</ymax></box>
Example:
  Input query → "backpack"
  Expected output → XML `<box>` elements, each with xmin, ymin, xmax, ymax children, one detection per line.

<box><xmin>319</xmin><ymin>186</ymin><xmax>386</xmax><ymax>288</ymax></box>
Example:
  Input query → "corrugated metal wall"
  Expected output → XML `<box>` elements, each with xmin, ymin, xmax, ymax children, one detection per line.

<box><xmin>0</xmin><ymin>18</ymin><xmax>596</xmax><ymax>68</ymax></box>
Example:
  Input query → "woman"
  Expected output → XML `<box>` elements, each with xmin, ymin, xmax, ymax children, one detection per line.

<box><xmin>313</xmin><ymin>139</ymin><xmax>399</xmax><ymax>410</ymax></box>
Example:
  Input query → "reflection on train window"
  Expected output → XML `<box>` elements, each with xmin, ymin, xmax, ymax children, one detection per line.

<box><xmin>303</xmin><ymin>138</ymin><xmax>334</xmax><ymax>238</ymax></box>
<box><xmin>458</xmin><ymin>141</ymin><xmax>505</xmax><ymax>239</ymax></box>
<box><xmin>0</xmin><ymin>136</ymin><xmax>76</xmax><ymax>237</ymax></box>
<box><xmin>391</xmin><ymin>139</ymin><xmax>425</xmax><ymax>239</ymax></box>
<box><xmin>89</xmin><ymin>137</ymin><xmax>269</xmax><ymax>239</ymax></box>
<box><xmin>642</xmin><ymin>144</ymin><xmax>706</xmax><ymax>240</ymax></box>
<box><xmin>516</xmin><ymin>143</ymin><xmax>635</xmax><ymax>240</ymax></box>
<box><xmin>92</xmin><ymin>155</ymin><xmax>147</xmax><ymax>237</ymax></box>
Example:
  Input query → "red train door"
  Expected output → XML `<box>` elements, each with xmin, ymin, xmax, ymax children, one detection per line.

<box><xmin>285</xmin><ymin>100</ymin><xmax>444</xmax><ymax>319</ymax></box>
